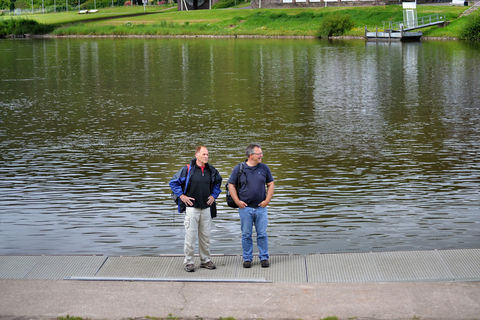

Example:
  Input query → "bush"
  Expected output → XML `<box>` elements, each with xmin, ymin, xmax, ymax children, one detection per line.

<box><xmin>294</xmin><ymin>11</ymin><xmax>315</xmax><ymax>20</ymax></box>
<box><xmin>318</xmin><ymin>13</ymin><xmax>354</xmax><ymax>38</ymax></box>
<box><xmin>269</xmin><ymin>12</ymin><xmax>288</xmax><ymax>19</ymax></box>
<box><xmin>0</xmin><ymin>18</ymin><xmax>53</xmax><ymax>37</ymax></box>
<box><xmin>212</xmin><ymin>0</ymin><xmax>235</xmax><ymax>9</ymax></box>
<box><xmin>460</xmin><ymin>13</ymin><xmax>480</xmax><ymax>42</ymax></box>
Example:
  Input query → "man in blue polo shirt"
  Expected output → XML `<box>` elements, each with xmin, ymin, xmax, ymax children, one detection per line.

<box><xmin>228</xmin><ymin>144</ymin><xmax>275</xmax><ymax>268</ymax></box>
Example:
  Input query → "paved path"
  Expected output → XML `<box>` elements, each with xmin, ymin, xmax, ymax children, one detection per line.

<box><xmin>1</xmin><ymin>249</ymin><xmax>480</xmax><ymax>320</ymax></box>
<box><xmin>460</xmin><ymin>0</ymin><xmax>480</xmax><ymax>17</ymax></box>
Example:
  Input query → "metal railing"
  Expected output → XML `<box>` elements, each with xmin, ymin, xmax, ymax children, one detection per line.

<box><xmin>383</xmin><ymin>13</ymin><xmax>445</xmax><ymax>32</ymax></box>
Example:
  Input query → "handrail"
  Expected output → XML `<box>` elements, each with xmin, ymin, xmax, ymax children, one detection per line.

<box><xmin>383</xmin><ymin>14</ymin><xmax>445</xmax><ymax>32</ymax></box>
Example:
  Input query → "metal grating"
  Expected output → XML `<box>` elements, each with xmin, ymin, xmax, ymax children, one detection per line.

<box><xmin>157</xmin><ymin>255</ymin><xmax>245</xmax><ymax>281</ymax></box>
<box><xmin>0</xmin><ymin>256</ymin><xmax>106</xmax><ymax>280</ymax></box>
<box><xmin>438</xmin><ymin>248</ymin><xmax>480</xmax><ymax>280</ymax></box>
<box><xmin>372</xmin><ymin>250</ymin><xmax>453</xmax><ymax>282</ymax></box>
<box><xmin>2</xmin><ymin>249</ymin><xmax>479</xmax><ymax>283</ymax></box>
<box><xmin>95</xmin><ymin>255</ymin><xmax>264</xmax><ymax>282</ymax></box>
<box><xmin>96</xmin><ymin>256</ymin><xmax>177</xmax><ymax>278</ymax></box>
<box><xmin>237</xmin><ymin>255</ymin><xmax>307</xmax><ymax>283</ymax></box>
<box><xmin>306</xmin><ymin>252</ymin><xmax>380</xmax><ymax>283</ymax></box>
<box><xmin>0</xmin><ymin>256</ymin><xmax>41</xmax><ymax>279</ymax></box>
<box><xmin>24</xmin><ymin>256</ymin><xmax>107</xmax><ymax>280</ymax></box>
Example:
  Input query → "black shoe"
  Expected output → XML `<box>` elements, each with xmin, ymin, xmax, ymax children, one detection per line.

<box><xmin>261</xmin><ymin>260</ymin><xmax>270</xmax><ymax>268</ymax></box>
<box><xmin>243</xmin><ymin>261</ymin><xmax>252</xmax><ymax>268</ymax></box>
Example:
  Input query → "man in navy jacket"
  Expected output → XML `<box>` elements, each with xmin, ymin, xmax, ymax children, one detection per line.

<box><xmin>169</xmin><ymin>146</ymin><xmax>222</xmax><ymax>272</ymax></box>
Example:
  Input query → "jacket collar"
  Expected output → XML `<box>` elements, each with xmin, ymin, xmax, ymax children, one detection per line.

<box><xmin>189</xmin><ymin>158</ymin><xmax>210</xmax><ymax>170</ymax></box>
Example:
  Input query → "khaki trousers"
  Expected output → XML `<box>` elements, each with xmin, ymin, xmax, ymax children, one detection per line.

<box><xmin>184</xmin><ymin>207</ymin><xmax>212</xmax><ymax>265</ymax></box>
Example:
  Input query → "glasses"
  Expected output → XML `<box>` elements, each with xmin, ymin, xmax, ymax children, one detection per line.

<box><xmin>252</xmin><ymin>152</ymin><xmax>263</xmax><ymax>156</ymax></box>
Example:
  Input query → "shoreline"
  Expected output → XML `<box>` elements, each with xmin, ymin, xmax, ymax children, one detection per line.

<box><xmin>30</xmin><ymin>33</ymin><xmax>459</xmax><ymax>40</ymax></box>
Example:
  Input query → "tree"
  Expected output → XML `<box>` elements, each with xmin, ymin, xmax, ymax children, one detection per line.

<box><xmin>14</xmin><ymin>0</ymin><xmax>29</xmax><ymax>9</ymax></box>
<box><xmin>0</xmin><ymin>0</ymin><xmax>11</xmax><ymax>10</ymax></box>
<box><xmin>461</xmin><ymin>13</ymin><xmax>480</xmax><ymax>42</ymax></box>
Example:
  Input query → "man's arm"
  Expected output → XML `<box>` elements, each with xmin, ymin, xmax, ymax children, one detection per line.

<box><xmin>228</xmin><ymin>183</ymin><xmax>247</xmax><ymax>209</ymax></box>
<box><xmin>169</xmin><ymin>166</ymin><xmax>194</xmax><ymax>206</ymax></box>
<box><xmin>259</xmin><ymin>181</ymin><xmax>274</xmax><ymax>208</ymax></box>
<box><xmin>169</xmin><ymin>167</ymin><xmax>186</xmax><ymax>198</ymax></box>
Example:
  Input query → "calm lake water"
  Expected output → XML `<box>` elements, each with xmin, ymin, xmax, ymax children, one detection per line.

<box><xmin>0</xmin><ymin>38</ymin><xmax>479</xmax><ymax>256</ymax></box>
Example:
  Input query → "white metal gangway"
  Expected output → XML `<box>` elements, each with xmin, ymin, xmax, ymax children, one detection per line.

<box><xmin>380</xmin><ymin>0</ymin><xmax>445</xmax><ymax>32</ymax></box>
<box><xmin>383</xmin><ymin>13</ymin><xmax>446</xmax><ymax>32</ymax></box>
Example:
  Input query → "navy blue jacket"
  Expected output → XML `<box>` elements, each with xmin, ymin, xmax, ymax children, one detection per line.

<box><xmin>169</xmin><ymin>159</ymin><xmax>222</xmax><ymax>213</ymax></box>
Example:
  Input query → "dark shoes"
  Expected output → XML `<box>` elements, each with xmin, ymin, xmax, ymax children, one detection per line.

<box><xmin>184</xmin><ymin>263</ymin><xmax>195</xmax><ymax>272</ymax></box>
<box><xmin>243</xmin><ymin>260</ymin><xmax>270</xmax><ymax>268</ymax></box>
<box><xmin>200</xmin><ymin>260</ymin><xmax>216</xmax><ymax>270</ymax></box>
<box><xmin>243</xmin><ymin>260</ymin><xmax>270</xmax><ymax>269</ymax></box>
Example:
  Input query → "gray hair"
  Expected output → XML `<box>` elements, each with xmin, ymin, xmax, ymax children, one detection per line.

<box><xmin>246</xmin><ymin>144</ymin><xmax>261</xmax><ymax>157</ymax></box>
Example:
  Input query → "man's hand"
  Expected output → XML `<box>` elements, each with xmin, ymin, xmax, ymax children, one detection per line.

<box><xmin>258</xmin><ymin>200</ymin><xmax>269</xmax><ymax>208</ymax></box>
<box><xmin>236</xmin><ymin>200</ymin><xmax>248</xmax><ymax>208</ymax></box>
<box><xmin>180</xmin><ymin>194</ymin><xmax>195</xmax><ymax>206</ymax></box>
<box><xmin>228</xmin><ymin>183</ymin><xmax>247</xmax><ymax>208</ymax></box>
<box><xmin>207</xmin><ymin>195</ymin><xmax>215</xmax><ymax>206</ymax></box>
<box><xmin>259</xmin><ymin>181</ymin><xmax>274</xmax><ymax>208</ymax></box>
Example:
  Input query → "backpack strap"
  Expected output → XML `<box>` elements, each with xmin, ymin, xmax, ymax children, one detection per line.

<box><xmin>182</xmin><ymin>164</ymin><xmax>191</xmax><ymax>192</ymax></box>
<box><xmin>236</xmin><ymin>162</ymin><xmax>246</xmax><ymax>189</ymax></box>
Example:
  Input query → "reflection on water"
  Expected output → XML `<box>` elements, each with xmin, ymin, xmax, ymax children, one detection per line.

<box><xmin>0</xmin><ymin>38</ymin><xmax>479</xmax><ymax>256</ymax></box>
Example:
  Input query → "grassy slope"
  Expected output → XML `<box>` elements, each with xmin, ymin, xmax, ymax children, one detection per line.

<box><xmin>1</xmin><ymin>4</ymin><xmax>471</xmax><ymax>37</ymax></box>
<box><xmin>0</xmin><ymin>5</ymin><xmax>175</xmax><ymax>25</ymax></box>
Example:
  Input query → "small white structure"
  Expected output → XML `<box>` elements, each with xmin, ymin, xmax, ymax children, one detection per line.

<box><xmin>403</xmin><ymin>1</ymin><xmax>418</xmax><ymax>29</ymax></box>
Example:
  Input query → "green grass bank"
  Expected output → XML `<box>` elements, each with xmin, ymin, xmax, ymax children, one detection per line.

<box><xmin>1</xmin><ymin>4</ymin><xmax>479</xmax><ymax>39</ymax></box>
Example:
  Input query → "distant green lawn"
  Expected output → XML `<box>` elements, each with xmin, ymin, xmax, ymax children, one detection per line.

<box><xmin>0</xmin><ymin>5</ymin><xmax>176</xmax><ymax>25</ymax></box>
<box><xmin>0</xmin><ymin>4</ymin><xmax>471</xmax><ymax>37</ymax></box>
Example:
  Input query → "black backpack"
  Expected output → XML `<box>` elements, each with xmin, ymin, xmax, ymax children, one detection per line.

<box><xmin>225</xmin><ymin>162</ymin><xmax>245</xmax><ymax>208</ymax></box>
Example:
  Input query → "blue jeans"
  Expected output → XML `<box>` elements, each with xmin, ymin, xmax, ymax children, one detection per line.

<box><xmin>239</xmin><ymin>206</ymin><xmax>269</xmax><ymax>262</ymax></box>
